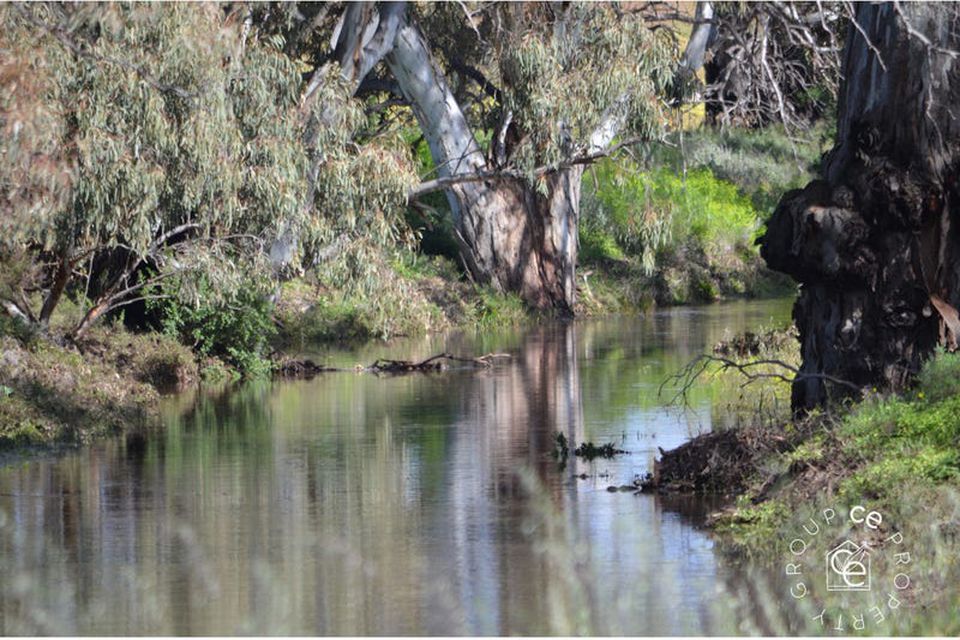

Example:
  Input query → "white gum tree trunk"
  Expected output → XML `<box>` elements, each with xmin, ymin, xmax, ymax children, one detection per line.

<box><xmin>328</xmin><ymin>2</ymin><xmax>623</xmax><ymax>313</ymax></box>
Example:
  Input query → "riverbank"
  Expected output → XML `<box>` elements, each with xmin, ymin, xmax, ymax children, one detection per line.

<box><xmin>0</xmin><ymin>281</ymin><xmax>791</xmax><ymax>454</ymax></box>
<box><xmin>646</xmin><ymin>338</ymin><xmax>960</xmax><ymax>634</ymax></box>
<box><xmin>0</xmin><ymin>326</ymin><xmax>196</xmax><ymax>450</ymax></box>
<box><xmin>272</xmin><ymin>248</ymin><xmax>794</xmax><ymax>352</ymax></box>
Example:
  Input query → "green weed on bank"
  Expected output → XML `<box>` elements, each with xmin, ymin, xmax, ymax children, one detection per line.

<box><xmin>582</xmin><ymin>160</ymin><xmax>761</xmax><ymax>275</ymax></box>
<box><xmin>712</xmin><ymin>350</ymin><xmax>960</xmax><ymax>634</ymax></box>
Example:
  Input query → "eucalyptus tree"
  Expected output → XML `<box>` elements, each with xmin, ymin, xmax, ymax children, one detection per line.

<box><xmin>761</xmin><ymin>2</ymin><xmax>960</xmax><ymax>409</ymax></box>
<box><xmin>0</xmin><ymin>3</ymin><xmax>414</xmax><ymax>338</ymax></box>
<box><xmin>324</xmin><ymin>2</ymin><xmax>675</xmax><ymax>313</ymax></box>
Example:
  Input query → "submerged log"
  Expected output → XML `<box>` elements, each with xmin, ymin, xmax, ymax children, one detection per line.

<box><xmin>367</xmin><ymin>352</ymin><xmax>511</xmax><ymax>373</ymax></box>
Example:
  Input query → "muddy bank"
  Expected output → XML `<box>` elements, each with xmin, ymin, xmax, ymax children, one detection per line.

<box><xmin>641</xmin><ymin>426</ymin><xmax>793</xmax><ymax>494</ymax></box>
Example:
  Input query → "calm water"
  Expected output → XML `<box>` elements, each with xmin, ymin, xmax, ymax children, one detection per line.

<box><xmin>0</xmin><ymin>299</ymin><xmax>795</xmax><ymax>635</ymax></box>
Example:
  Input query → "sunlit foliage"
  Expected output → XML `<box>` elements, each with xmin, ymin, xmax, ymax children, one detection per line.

<box><xmin>0</xmin><ymin>3</ymin><xmax>415</xmax><ymax>336</ymax></box>
<box><xmin>491</xmin><ymin>3</ymin><xmax>674</xmax><ymax>177</ymax></box>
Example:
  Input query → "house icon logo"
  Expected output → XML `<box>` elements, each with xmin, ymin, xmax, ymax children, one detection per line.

<box><xmin>826</xmin><ymin>539</ymin><xmax>871</xmax><ymax>591</ymax></box>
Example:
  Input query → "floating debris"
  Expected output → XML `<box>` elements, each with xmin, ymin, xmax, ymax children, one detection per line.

<box><xmin>573</xmin><ymin>441</ymin><xmax>627</xmax><ymax>460</ymax></box>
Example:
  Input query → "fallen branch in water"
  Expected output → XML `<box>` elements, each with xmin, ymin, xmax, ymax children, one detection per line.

<box><xmin>276</xmin><ymin>352</ymin><xmax>512</xmax><ymax>379</ymax></box>
<box><xmin>275</xmin><ymin>359</ymin><xmax>339</xmax><ymax>378</ymax></box>
<box><xmin>368</xmin><ymin>352</ymin><xmax>511</xmax><ymax>373</ymax></box>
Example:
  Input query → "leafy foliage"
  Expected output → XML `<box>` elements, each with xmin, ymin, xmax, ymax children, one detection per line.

<box><xmin>583</xmin><ymin>159</ymin><xmax>761</xmax><ymax>275</ymax></box>
<box><xmin>493</xmin><ymin>3</ymin><xmax>674</xmax><ymax>178</ymax></box>
<box><xmin>916</xmin><ymin>348</ymin><xmax>960</xmax><ymax>403</ymax></box>
<box><xmin>834</xmin><ymin>350</ymin><xmax>960</xmax><ymax>499</ymax></box>
<box><xmin>651</xmin><ymin>124</ymin><xmax>830</xmax><ymax>214</ymax></box>
<box><xmin>0</xmin><ymin>3</ymin><xmax>415</xmax><ymax>337</ymax></box>
<box><xmin>149</xmin><ymin>276</ymin><xmax>276</xmax><ymax>376</ymax></box>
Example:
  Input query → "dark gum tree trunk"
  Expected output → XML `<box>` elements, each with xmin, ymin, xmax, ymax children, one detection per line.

<box><xmin>760</xmin><ymin>3</ymin><xmax>960</xmax><ymax>411</ymax></box>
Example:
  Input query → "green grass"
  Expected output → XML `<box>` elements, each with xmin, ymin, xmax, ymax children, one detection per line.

<box><xmin>0</xmin><ymin>327</ymin><xmax>189</xmax><ymax>449</ymax></box>
<box><xmin>833</xmin><ymin>367</ymin><xmax>960</xmax><ymax>502</ymax></box>
<box><xmin>471</xmin><ymin>288</ymin><xmax>530</xmax><ymax>331</ymax></box>
<box><xmin>713</xmin><ymin>498</ymin><xmax>791</xmax><ymax>551</ymax></box>
<box><xmin>577</xmin><ymin>129</ymin><xmax>803</xmax><ymax>310</ymax></box>
<box><xmin>710</xmin><ymin>349</ymin><xmax>960</xmax><ymax>630</ymax></box>
<box><xmin>583</xmin><ymin>160</ymin><xmax>762</xmax><ymax>274</ymax></box>
<box><xmin>652</xmin><ymin>122</ymin><xmax>831</xmax><ymax>215</ymax></box>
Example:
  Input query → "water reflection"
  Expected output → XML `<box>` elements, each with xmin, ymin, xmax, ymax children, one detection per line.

<box><xmin>0</xmin><ymin>299</ymin><xmax>793</xmax><ymax>635</ymax></box>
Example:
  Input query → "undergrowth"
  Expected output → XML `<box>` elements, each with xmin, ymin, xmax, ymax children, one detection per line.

<box><xmin>717</xmin><ymin>350</ymin><xmax>960</xmax><ymax>532</ymax></box>
<box><xmin>709</xmin><ymin>349</ymin><xmax>960</xmax><ymax>634</ymax></box>
<box><xmin>578</xmin><ymin>126</ymin><xmax>811</xmax><ymax>310</ymax></box>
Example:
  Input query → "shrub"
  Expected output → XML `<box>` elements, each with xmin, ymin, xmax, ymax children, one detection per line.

<box><xmin>149</xmin><ymin>279</ymin><xmax>276</xmax><ymax>376</ymax></box>
<box><xmin>275</xmin><ymin>256</ymin><xmax>451</xmax><ymax>349</ymax></box>
<box><xmin>651</xmin><ymin>123</ymin><xmax>830</xmax><ymax>215</ymax></box>
<box><xmin>918</xmin><ymin>348</ymin><xmax>960</xmax><ymax>402</ymax></box>
<box><xmin>582</xmin><ymin>159</ymin><xmax>761</xmax><ymax>274</ymax></box>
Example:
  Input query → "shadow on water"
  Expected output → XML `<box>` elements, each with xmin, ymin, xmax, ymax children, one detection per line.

<box><xmin>0</xmin><ymin>299</ymin><xmax>796</xmax><ymax>635</ymax></box>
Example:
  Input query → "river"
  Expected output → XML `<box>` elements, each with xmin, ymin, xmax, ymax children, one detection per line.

<box><xmin>0</xmin><ymin>298</ymin><xmax>795</xmax><ymax>635</ymax></box>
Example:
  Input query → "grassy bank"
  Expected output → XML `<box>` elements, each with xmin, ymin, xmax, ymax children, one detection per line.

<box><xmin>272</xmin><ymin>254</ymin><xmax>531</xmax><ymax>352</ymax></box>
<box><xmin>652</xmin><ymin>338</ymin><xmax>960</xmax><ymax>634</ymax></box>
<box><xmin>0</xmin><ymin>323</ymin><xmax>197</xmax><ymax>451</ymax></box>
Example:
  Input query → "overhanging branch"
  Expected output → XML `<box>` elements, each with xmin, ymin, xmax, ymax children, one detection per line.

<box><xmin>659</xmin><ymin>353</ymin><xmax>862</xmax><ymax>408</ymax></box>
<box><xmin>407</xmin><ymin>136</ymin><xmax>648</xmax><ymax>201</ymax></box>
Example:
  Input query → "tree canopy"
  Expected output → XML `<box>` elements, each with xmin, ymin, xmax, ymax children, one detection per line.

<box><xmin>0</xmin><ymin>2</ymin><xmax>415</xmax><ymax>336</ymax></box>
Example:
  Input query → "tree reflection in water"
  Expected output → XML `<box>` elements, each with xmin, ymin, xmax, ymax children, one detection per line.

<box><xmin>0</xmin><ymin>300</ymin><xmax>795</xmax><ymax>635</ymax></box>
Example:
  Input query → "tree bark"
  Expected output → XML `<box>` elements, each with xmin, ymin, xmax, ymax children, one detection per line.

<box><xmin>760</xmin><ymin>2</ymin><xmax>960</xmax><ymax>410</ymax></box>
<box><xmin>446</xmin><ymin>168</ymin><xmax>582</xmax><ymax>313</ymax></box>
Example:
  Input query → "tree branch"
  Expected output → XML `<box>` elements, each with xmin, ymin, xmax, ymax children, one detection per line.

<box><xmin>408</xmin><ymin>136</ymin><xmax>648</xmax><ymax>200</ymax></box>
<box><xmin>1</xmin><ymin>298</ymin><xmax>33</xmax><ymax>325</ymax></box>
<box><xmin>659</xmin><ymin>353</ymin><xmax>862</xmax><ymax>408</ymax></box>
<box><xmin>448</xmin><ymin>56</ymin><xmax>503</xmax><ymax>103</ymax></box>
